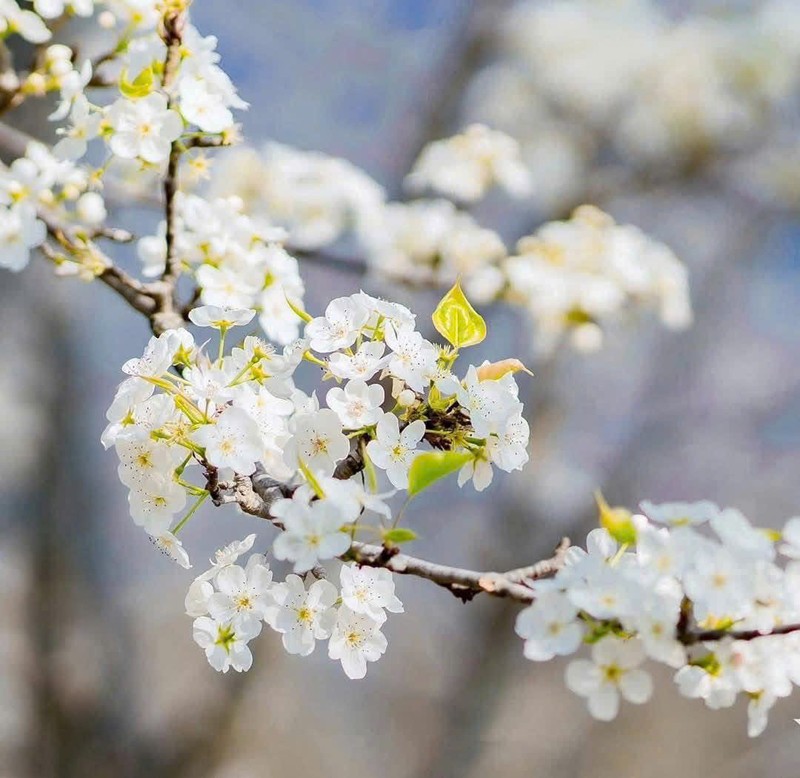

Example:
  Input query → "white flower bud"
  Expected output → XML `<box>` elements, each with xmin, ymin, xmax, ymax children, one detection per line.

<box><xmin>570</xmin><ymin>323</ymin><xmax>603</xmax><ymax>353</ymax></box>
<box><xmin>396</xmin><ymin>389</ymin><xmax>416</xmax><ymax>407</ymax></box>
<box><xmin>77</xmin><ymin>192</ymin><xmax>107</xmax><ymax>225</ymax></box>
<box><xmin>98</xmin><ymin>10</ymin><xmax>117</xmax><ymax>28</ymax></box>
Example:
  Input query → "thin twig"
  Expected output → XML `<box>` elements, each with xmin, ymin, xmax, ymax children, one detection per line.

<box><xmin>682</xmin><ymin>622</ymin><xmax>800</xmax><ymax>645</ymax></box>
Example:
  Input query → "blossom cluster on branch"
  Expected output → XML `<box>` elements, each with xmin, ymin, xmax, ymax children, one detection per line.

<box><xmin>517</xmin><ymin>498</ymin><xmax>800</xmax><ymax>737</ymax></box>
<box><xmin>105</xmin><ymin>288</ymin><xmax>529</xmax><ymax>678</ymax></box>
<box><xmin>0</xmin><ymin>0</ymin><xmax>796</xmax><ymax>740</ymax></box>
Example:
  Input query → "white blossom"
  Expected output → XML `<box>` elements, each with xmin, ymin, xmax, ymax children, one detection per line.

<box><xmin>565</xmin><ymin>637</ymin><xmax>653</xmax><ymax>721</ymax></box>
<box><xmin>269</xmin><ymin>574</ymin><xmax>338</xmax><ymax>656</ymax></box>
<box><xmin>107</xmin><ymin>93</ymin><xmax>183</xmax><ymax>164</ymax></box>
<box><xmin>326</xmin><ymin>380</ymin><xmax>384</xmax><ymax>429</ymax></box>
<box><xmin>366</xmin><ymin>414</ymin><xmax>426</xmax><ymax>489</ymax></box>
<box><xmin>328</xmin><ymin>606</ymin><xmax>388</xmax><ymax>680</ymax></box>
<box><xmin>339</xmin><ymin>564</ymin><xmax>403</xmax><ymax>623</ymax></box>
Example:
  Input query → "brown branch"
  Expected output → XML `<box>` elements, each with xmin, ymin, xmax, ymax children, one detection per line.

<box><xmin>346</xmin><ymin>541</ymin><xmax>568</xmax><ymax>603</ymax></box>
<box><xmin>504</xmin><ymin>536</ymin><xmax>571</xmax><ymax>582</ymax></box>
<box><xmin>681</xmin><ymin>622</ymin><xmax>800</xmax><ymax>645</ymax></box>
<box><xmin>41</xmin><ymin>213</ymin><xmax>158</xmax><ymax>318</ymax></box>
<box><xmin>183</xmin><ymin>135</ymin><xmax>231</xmax><ymax>149</ymax></box>
<box><xmin>159</xmin><ymin>8</ymin><xmax>186</xmax><ymax>288</ymax></box>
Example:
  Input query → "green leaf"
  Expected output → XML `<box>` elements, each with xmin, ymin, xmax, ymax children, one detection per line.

<box><xmin>382</xmin><ymin>527</ymin><xmax>418</xmax><ymax>545</ymax></box>
<box><xmin>595</xmin><ymin>490</ymin><xmax>637</xmax><ymax>545</ymax></box>
<box><xmin>285</xmin><ymin>293</ymin><xmax>312</xmax><ymax>323</ymax></box>
<box><xmin>119</xmin><ymin>66</ymin><xmax>154</xmax><ymax>100</ymax></box>
<box><xmin>362</xmin><ymin>443</ymin><xmax>378</xmax><ymax>494</ymax></box>
<box><xmin>407</xmin><ymin>450</ymin><xmax>473</xmax><ymax>497</ymax></box>
<box><xmin>298</xmin><ymin>458</ymin><xmax>325</xmax><ymax>499</ymax></box>
<box><xmin>432</xmin><ymin>281</ymin><xmax>487</xmax><ymax>349</ymax></box>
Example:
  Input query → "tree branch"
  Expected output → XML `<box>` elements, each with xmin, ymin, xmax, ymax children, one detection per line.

<box><xmin>345</xmin><ymin>540</ymin><xmax>568</xmax><ymax>603</ymax></box>
<box><xmin>159</xmin><ymin>8</ymin><xmax>186</xmax><ymax>289</ymax></box>
<box><xmin>681</xmin><ymin>622</ymin><xmax>800</xmax><ymax>645</ymax></box>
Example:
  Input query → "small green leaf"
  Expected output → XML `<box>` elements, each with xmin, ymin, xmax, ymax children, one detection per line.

<box><xmin>285</xmin><ymin>293</ymin><xmax>312</xmax><ymax>323</ymax></box>
<box><xmin>595</xmin><ymin>490</ymin><xmax>637</xmax><ymax>545</ymax></box>
<box><xmin>298</xmin><ymin>458</ymin><xmax>325</xmax><ymax>498</ymax></box>
<box><xmin>362</xmin><ymin>442</ymin><xmax>378</xmax><ymax>494</ymax></box>
<box><xmin>408</xmin><ymin>450</ymin><xmax>473</xmax><ymax>497</ymax></box>
<box><xmin>432</xmin><ymin>281</ymin><xmax>487</xmax><ymax>349</ymax></box>
<box><xmin>119</xmin><ymin>66</ymin><xmax>154</xmax><ymax>100</ymax></box>
<box><xmin>382</xmin><ymin>527</ymin><xmax>418</xmax><ymax>545</ymax></box>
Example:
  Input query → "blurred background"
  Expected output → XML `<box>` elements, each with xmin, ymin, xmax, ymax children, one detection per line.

<box><xmin>3</xmin><ymin>0</ymin><xmax>800</xmax><ymax>776</ymax></box>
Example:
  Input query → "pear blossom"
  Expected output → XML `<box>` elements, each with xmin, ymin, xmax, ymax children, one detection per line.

<box><xmin>33</xmin><ymin>0</ymin><xmax>94</xmax><ymax>19</ymax></box>
<box><xmin>207</xmin><ymin>554</ymin><xmax>275</xmax><ymax>633</ymax></box>
<box><xmin>192</xmin><ymin>616</ymin><xmax>260</xmax><ymax>673</ymax></box>
<box><xmin>456</xmin><ymin>365</ymin><xmax>522</xmax><ymax>438</ymax></box>
<box><xmin>328</xmin><ymin>606</ymin><xmax>388</xmax><ymax>680</ymax></box>
<box><xmin>406</xmin><ymin>124</ymin><xmax>533</xmax><ymax>202</ymax></box>
<box><xmin>107</xmin><ymin>93</ymin><xmax>183</xmax><ymax>164</ymax></box>
<box><xmin>198</xmin><ymin>534</ymin><xmax>257</xmax><ymax>583</ymax></box>
<box><xmin>283</xmin><ymin>408</ymin><xmax>349</xmax><ymax>476</ymax></box>
<box><xmin>326</xmin><ymin>380</ymin><xmax>384</xmax><ymax>429</ymax></box>
<box><xmin>121</xmin><ymin>330</ymin><xmax>177</xmax><ymax>378</ymax></box>
<box><xmin>128</xmin><ymin>474</ymin><xmax>187</xmax><ymax>535</ymax></box>
<box><xmin>383</xmin><ymin>325</ymin><xmax>438</xmax><ymax>393</ymax></box>
<box><xmin>115</xmin><ymin>434</ymin><xmax>183</xmax><ymax>491</ymax></box>
<box><xmin>151</xmin><ymin>531</ymin><xmax>191</xmax><ymax>569</ymax></box>
<box><xmin>0</xmin><ymin>207</ymin><xmax>46</xmax><ymax>271</ymax></box>
<box><xmin>192</xmin><ymin>406</ymin><xmax>263</xmax><ymax>475</ymax></box>
<box><xmin>339</xmin><ymin>564</ymin><xmax>403</xmax><ymax>623</ymax></box>
<box><xmin>366</xmin><ymin>414</ymin><xmax>426</xmax><ymax>489</ymax></box>
<box><xmin>327</xmin><ymin>341</ymin><xmax>388</xmax><ymax>381</ymax></box>
<box><xmin>54</xmin><ymin>95</ymin><xmax>101</xmax><ymax>161</ymax></box>
<box><xmin>565</xmin><ymin>637</ymin><xmax>653</xmax><ymax>721</ymax></box>
<box><xmin>179</xmin><ymin>79</ymin><xmax>236</xmax><ymax>134</ymax></box>
<box><xmin>639</xmin><ymin>500</ymin><xmax>722</xmax><ymax>527</ymax></box>
<box><xmin>185</xmin><ymin>578</ymin><xmax>214</xmax><ymax>617</ymax></box>
<box><xmin>515</xmin><ymin>591</ymin><xmax>584</xmax><ymax>661</ymax></box>
<box><xmin>188</xmin><ymin>305</ymin><xmax>255</xmax><ymax>330</ymax></box>
<box><xmin>271</xmin><ymin>495</ymin><xmax>351</xmax><ymax>573</ymax></box>
<box><xmin>268</xmin><ymin>574</ymin><xmax>338</xmax><ymax>656</ymax></box>
<box><xmin>0</xmin><ymin>1</ymin><xmax>51</xmax><ymax>43</ymax></box>
<box><xmin>305</xmin><ymin>296</ymin><xmax>369</xmax><ymax>353</ymax></box>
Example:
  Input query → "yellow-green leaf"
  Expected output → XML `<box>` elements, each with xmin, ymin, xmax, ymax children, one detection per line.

<box><xmin>595</xmin><ymin>490</ymin><xmax>637</xmax><ymax>545</ymax></box>
<box><xmin>408</xmin><ymin>450</ymin><xmax>473</xmax><ymax>497</ymax></box>
<box><xmin>382</xmin><ymin>527</ymin><xmax>418</xmax><ymax>545</ymax></box>
<box><xmin>119</xmin><ymin>66</ymin><xmax>154</xmax><ymax>100</ymax></box>
<box><xmin>285</xmin><ymin>293</ymin><xmax>312</xmax><ymax>323</ymax></box>
<box><xmin>476</xmin><ymin>358</ymin><xmax>533</xmax><ymax>382</ymax></box>
<box><xmin>432</xmin><ymin>281</ymin><xmax>487</xmax><ymax>349</ymax></box>
<box><xmin>298</xmin><ymin>458</ymin><xmax>325</xmax><ymax>498</ymax></box>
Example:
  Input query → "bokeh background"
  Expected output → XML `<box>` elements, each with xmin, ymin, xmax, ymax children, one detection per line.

<box><xmin>3</xmin><ymin>1</ymin><xmax>800</xmax><ymax>776</ymax></box>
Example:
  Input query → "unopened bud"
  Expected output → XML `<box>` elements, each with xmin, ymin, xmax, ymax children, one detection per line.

<box><xmin>397</xmin><ymin>389</ymin><xmax>416</xmax><ymax>408</ymax></box>
<box><xmin>476</xmin><ymin>358</ymin><xmax>532</xmax><ymax>382</ymax></box>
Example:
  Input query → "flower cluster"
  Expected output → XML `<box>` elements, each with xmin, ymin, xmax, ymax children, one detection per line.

<box><xmin>503</xmin><ymin>205</ymin><xmax>692</xmax><ymax>354</ymax></box>
<box><xmin>55</xmin><ymin>17</ymin><xmax>246</xmax><ymax>168</ymax></box>
<box><xmin>405</xmin><ymin>123</ymin><xmax>532</xmax><ymax>203</ymax></box>
<box><xmin>137</xmin><ymin>193</ymin><xmax>305</xmax><ymax>344</ymax></box>
<box><xmin>0</xmin><ymin>141</ymin><xmax>104</xmax><ymax>272</ymax></box>
<box><xmin>104</xmin><ymin>289</ymin><xmax>528</xmax><ymax>665</ymax></box>
<box><xmin>516</xmin><ymin>498</ymin><xmax>800</xmax><ymax>737</ymax></box>
<box><xmin>361</xmin><ymin>198</ymin><xmax>507</xmax><ymax>301</ymax></box>
<box><xmin>185</xmin><ymin>533</ymin><xmax>403</xmax><ymax>679</ymax></box>
<box><xmin>462</xmin><ymin>0</ymin><xmax>800</xmax><ymax>212</ymax></box>
<box><xmin>211</xmin><ymin>141</ymin><xmax>386</xmax><ymax>251</ymax></box>
<box><xmin>206</xmin><ymin>136</ymin><xmax>692</xmax><ymax>355</ymax></box>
